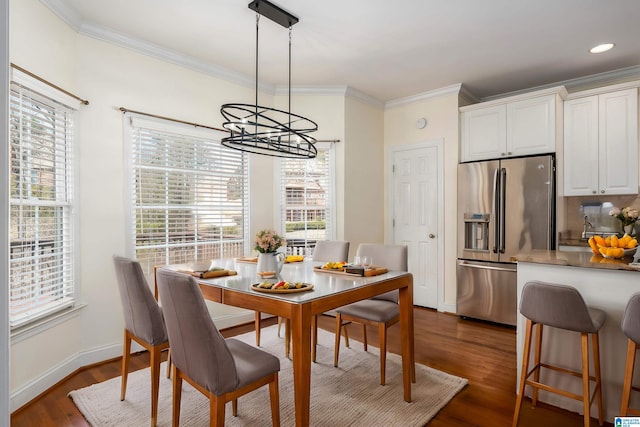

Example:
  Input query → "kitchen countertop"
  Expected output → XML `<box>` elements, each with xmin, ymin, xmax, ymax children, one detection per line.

<box><xmin>512</xmin><ymin>249</ymin><xmax>640</xmax><ymax>272</ymax></box>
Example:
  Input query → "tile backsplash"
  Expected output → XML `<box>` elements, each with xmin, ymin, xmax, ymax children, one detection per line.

<box><xmin>564</xmin><ymin>195</ymin><xmax>640</xmax><ymax>236</ymax></box>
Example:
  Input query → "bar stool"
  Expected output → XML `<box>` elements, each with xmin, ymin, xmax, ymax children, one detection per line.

<box><xmin>512</xmin><ymin>281</ymin><xmax>605</xmax><ymax>427</ymax></box>
<box><xmin>621</xmin><ymin>292</ymin><xmax>640</xmax><ymax>416</ymax></box>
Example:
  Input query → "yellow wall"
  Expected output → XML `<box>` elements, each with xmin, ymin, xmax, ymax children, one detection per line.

<box><xmin>384</xmin><ymin>90</ymin><xmax>461</xmax><ymax>308</ymax></box>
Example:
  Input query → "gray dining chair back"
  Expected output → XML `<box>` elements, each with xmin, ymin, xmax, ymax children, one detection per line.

<box><xmin>312</xmin><ymin>240</ymin><xmax>350</xmax><ymax>263</ymax></box>
<box><xmin>621</xmin><ymin>292</ymin><xmax>640</xmax><ymax>417</ymax></box>
<box><xmin>113</xmin><ymin>255</ymin><xmax>169</xmax><ymax>427</ymax></box>
<box><xmin>520</xmin><ymin>281</ymin><xmax>605</xmax><ymax>333</ymax></box>
<box><xmin>114</xmin><ymin>256</ymin><xmax>168</xmax><ymax>345</ymax></box>
<box><xmin>157</xmin><ymin>268</ymin><xmax>239</xmax><ymax>394</ymax></box>
<box><xmin>356</xmin><ymin>244</ymin><xmax>408</xmax><ymax>303</ymax></box>
<box><xmin>622</xmin><ymin>293</ymin><xmax>640</xmax><ymax>344</ymax></box>
<box><xmin>156</xmin><ymin>268</ymin><xmax>281</xmax><ymax>427</ymax></box>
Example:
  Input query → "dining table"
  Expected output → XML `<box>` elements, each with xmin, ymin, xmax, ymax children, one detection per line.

<box><xmin>156</xmin><ymin>258</ymin><xmax>415</xmax><ymax>427</ymax></box>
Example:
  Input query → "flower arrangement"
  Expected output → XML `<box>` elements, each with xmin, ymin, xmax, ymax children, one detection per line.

<box><xmin>254</xmin><ymin>229</ymin><xmax>286</xmax><ymax>253</ymax></box>
<box><xmin>609</xmin><ymin>206</ymin><xmax>640</xmax><ymax>227</ymax></box>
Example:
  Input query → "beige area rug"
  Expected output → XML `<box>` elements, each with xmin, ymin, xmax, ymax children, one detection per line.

<box><xmin>69</xmin><ymin>325</ymin><xmax>467</xmax><ymax>426</ymax></box>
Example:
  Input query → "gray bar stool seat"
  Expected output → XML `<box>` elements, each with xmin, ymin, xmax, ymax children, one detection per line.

<box><xmin>620</xmin><ymin>292</ymin><xmax>640</xmax><ymax>416</ymax></box>
<box><xmin>512</xmin><ymin>281</ymin><xmax>605</xmax><ymax>427</ymax></box>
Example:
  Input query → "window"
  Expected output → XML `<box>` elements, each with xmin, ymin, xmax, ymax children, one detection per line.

<box><xmin>9</xmin><ymin>72</ymin><xmax>77</xmax><ymax>328</ymax></box>
<box><xmin>279</xmin><ymin>143</ymin><xmax>335</xmax><ymax>255</ymax></box>
<box><xmin>125</xmin><ymin>114</ymin><xmax>249</xmax><ymax>277</ymax></box>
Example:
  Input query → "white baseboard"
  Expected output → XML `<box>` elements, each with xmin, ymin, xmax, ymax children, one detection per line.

<box><xmin>10</xmin><ymin>312</ymin><xmax>259</xmax><ymax>413</ymax></box>
<box><xmin>439</xmin><ymin>302</ymin><xmax>456</xmax><ymax>314</ymax></box>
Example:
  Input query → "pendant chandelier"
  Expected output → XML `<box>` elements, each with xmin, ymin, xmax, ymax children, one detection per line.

<box><xmin>220</xmin><ymin>0</ymin><xmax>318</xmax><ymax>159</ymax></box>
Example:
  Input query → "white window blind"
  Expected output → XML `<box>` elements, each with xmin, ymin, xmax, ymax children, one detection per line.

<box><xmin>279</xmin><ymin>143</ymin><xmax>335</xmax><ymax>256</ymax></box>
<box><xmin>9</xmin><ymin>80</ymin><xmax>75</xmax><ymax>328</ymax></box>
<box><xmin>125</xmin><ymin>114</ymin><xmax>249</xmax><ymax>277</ymax></box>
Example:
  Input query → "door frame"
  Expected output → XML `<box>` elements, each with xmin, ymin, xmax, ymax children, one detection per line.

<box><xmin>386</xmin><ymin>139</ymin><xmax>445</xmax><ymax>311</ymax></box>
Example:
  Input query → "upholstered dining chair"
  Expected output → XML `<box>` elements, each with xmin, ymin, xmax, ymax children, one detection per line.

<box><xmin>334</xmin><ymin>243</ymin><xmax>408</xmax><ymax>385</ymax></box>
<box><xmin>620</xmin><ymin>292</ymin><xmax>640</xmax><ymax>416</ymax></box>
<box><xmin>113</xmin><ymin>255</ymin><xmax>170</xmax><ymax>427</ymax></box>
<box><xmin>156</xmin><ymin>268</ymin><xmax>281</xmax><ymax>427</ymax></box>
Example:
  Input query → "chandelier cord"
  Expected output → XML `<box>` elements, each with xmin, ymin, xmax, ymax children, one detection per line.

<box><xmin>288</xmin><ymin>26</ymin><xmax>292</xmax><ymax>143</ymax></box>
<box><xmin>255</xmin><ymin>13</ymin><xmax>260</xmax><ymax>136</ymax></box>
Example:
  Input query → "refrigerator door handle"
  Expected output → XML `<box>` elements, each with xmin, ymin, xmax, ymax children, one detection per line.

<box><xmin>458</xmin><ymin>260</ymin><xmax>515</xmax><ymax>273</ymax></box>
<box><xmin>499</xmin><ymin>167</ymin><xmax>507</xmax><ymax>254</ymax></box>
<box><xmin>492</xmin><ymin>168</ymin><xmax>500</xmax><ymax>253</ymax></box>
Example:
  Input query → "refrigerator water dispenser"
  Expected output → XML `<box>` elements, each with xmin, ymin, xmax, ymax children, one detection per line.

<box><xmin>463</xmin><ymin>213</ymin><xmax>490</xmax><ymax>251</ymax></box>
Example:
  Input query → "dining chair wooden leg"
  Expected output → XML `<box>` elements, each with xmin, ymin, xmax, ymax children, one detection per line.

<box><xmin>362</xmin><ymin>324</ymin><xmax>368</xmax><ymax>351</ymax></box>
<box><xmin>621</xmin><ymin>338</ymin><xmax>637</xmax><ymax>416</ymax></box>
<box><xmin>269</xmin><ymin>373</ymin><xmax>280</xmax><ymax>427</ymax></box>
<box><xmin>210</xmin><ymin>395</ymin><xmax>225</xmax><ymax>427</ymax></box>
<box><xmin>232</xmin><ymin>399</ymin><xmax>238</xmax><ymax>416</ymax></box>
<box><xmin>172</xmin><ymin>366</ymin><xmax>182</xmax><ymax>427</ymax></box>
<box><xmin>343</xmin><ymin>324</ymin><xmax>350</xmax><ymax>348</ymax></box>
<box><xmin>285</xmin><ymin>319</ymin><xmax>291</xmax><ymax>358</ymax></box>
<box><xmin>120</xmin><ymin>330</ymin><xmax>131</xmax><ymax>401</ymax></box>
<box><xmin>255</xmin><ymin>312</ymin><xmax>262</xmax><ymax>346</ymax></box>
<box><xmin>379</xmin><ymin>323</ymin><xmax>387</xmax><ymax>386</ymax></box>
<box><xmin>312</xmin><ymin>315</ymin><xmax>318</xmax><ymax>362</ymax></box>
<box><xmin>532</xmin><ymin>323</ymin><xmax>543</xmax><ymax>407</ymax></box>
<box><xmin>166</xmin><ymin>350</ymin><xmax>171</xmax><ymax>379</ymax></box>
<box><xmin>277</xmin><ymin>316</ymin><xmax>282</xmax><ymax>338</ymax></box>
<box><xmin>150</xmin><ymin>345</ymin><xmax>162</xmax><ymax>427</ymax></box>
<box><xmin>581</xmin><ymin>332</ymin><xmax>591</xmax><ymax>427</ymax></box>
<box><xmin>334</xmin><ymin>314</ymin><xmax>343</xmax><ymax>367</ymax></box>
<box><xmin>512</xmin><ymin>318</ymin><xmax>533</xmax><ymax>427</ymax></box>
<box><xmin>592</xmin><ymin>332</ymin><xmax>603</xmax><ymax>426</ymax></box>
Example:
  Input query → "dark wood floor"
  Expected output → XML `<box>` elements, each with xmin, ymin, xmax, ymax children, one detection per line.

<box><xmin>11</xmin><ymin>307</ymin><xmax>610</xmax><ymax>426</ymax></box>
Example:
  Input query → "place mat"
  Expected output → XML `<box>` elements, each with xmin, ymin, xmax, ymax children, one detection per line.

<box><xmin>236</xmin><ymin>257</ymin><xmax>258</xmax><ymax>263</ymax></box>
<box><xmin>179</xmin><ymin>269</ymin><xmax>237</xmax><ymax>279</ymax></box>
<box><xmin>313</xmin><ymin>266</ymin><xmax>388</xmax><ymax>277</ymax></box>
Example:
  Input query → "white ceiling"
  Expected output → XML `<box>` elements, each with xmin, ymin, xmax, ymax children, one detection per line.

<box><xmin>42</xmin><ymin>0</ymin><xmax>640</xmax><ymax>103</ymax></box>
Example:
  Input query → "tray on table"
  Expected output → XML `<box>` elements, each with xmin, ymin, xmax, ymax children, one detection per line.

<box><xmin>313</xmin><ymin>266</ymin><xmax>388</xmax><ymax>277</ymax></box>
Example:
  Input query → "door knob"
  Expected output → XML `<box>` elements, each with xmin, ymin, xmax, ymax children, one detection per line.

<box><xmin>429</xmin><ymin>233</ymin><xmax>435</xmax><ymax>239</ymax></box>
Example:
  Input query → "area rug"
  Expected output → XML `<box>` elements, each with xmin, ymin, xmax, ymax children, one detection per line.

<box><xmin>69</xmin><ymin>325</ymin><xmax>467</xmax><ymax>426</ymax></box>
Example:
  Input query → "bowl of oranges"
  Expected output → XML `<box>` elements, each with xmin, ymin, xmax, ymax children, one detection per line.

<box><xmin>588</xmin><ymin>234</ymin><xmax>638</xmax><ymax>259</ymax></box>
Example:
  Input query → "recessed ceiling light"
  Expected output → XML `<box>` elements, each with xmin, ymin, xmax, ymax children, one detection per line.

<box><xmin>590</xmin><ymin>43</ymin><xmax>615</xmax><ymax>54</ymax></box>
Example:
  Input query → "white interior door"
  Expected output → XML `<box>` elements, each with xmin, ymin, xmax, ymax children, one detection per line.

<box><xmin>390</xmin><ymin>141</ymin><xmax>443</xmax><ymax>309</ymax></box>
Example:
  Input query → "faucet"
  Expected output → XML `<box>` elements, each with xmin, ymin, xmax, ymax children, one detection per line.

<box><xmin>581</xmin><ymin>215</ymin><xmax>593</xmax><ymax>239</ymax></box>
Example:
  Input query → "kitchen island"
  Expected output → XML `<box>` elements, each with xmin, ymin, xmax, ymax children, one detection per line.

<box><xmin>514</xmin><ymin>250</ymin><xmax>640</xmax><ymax>422</ymax></box>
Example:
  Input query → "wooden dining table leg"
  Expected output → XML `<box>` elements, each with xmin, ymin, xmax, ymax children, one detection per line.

<box><xmin>291</xmin><ymin>303</ymin><xmax>312</xmax><ymax>427</ymax></box>
<box><xmin>399</xmin><ymin>277</ymin><xmax>414</xmax><ymax>402</ymax></box>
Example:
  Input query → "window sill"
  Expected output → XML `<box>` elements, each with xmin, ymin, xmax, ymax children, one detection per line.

<box><xmin>10</xmin><ymin>303</ymin><xmax>88</xmax><ymax>344</ymax></box>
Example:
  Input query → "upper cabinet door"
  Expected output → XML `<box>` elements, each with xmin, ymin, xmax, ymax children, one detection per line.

<box><xmin>461</xmin><ymin>105</ymin><xmax>506</xmax><ymax>162</ymax></box>
<box><xmin>598</xmin><ymin>88</ymin><xmax>638</xmax><ymax>195</ymax></box>
<box><xmin>563</xmin><ymin>96</ymin><xmax>599</xmax><ymax>196</ymax></box>
<box><xmin>563</xmin><ymin>87</ymin><xmax>638</xmax><ymax>196</ymax></box>
<box><xmin>507</xmin><ymin>95</ymin><xmax>556</xmax><ymax>156</ymax></box>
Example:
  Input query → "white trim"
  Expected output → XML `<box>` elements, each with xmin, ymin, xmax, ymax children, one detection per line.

<box><xmin>1</xmin><ymin>0</ymin><xmax>10</xmax><ymax>422</ymax></box>
<box><xmin>8</xmin><ymin>311</ymin><xmax>253</xmax><ymax>412</ymax></box>
<box><xmin>10</xmin><ymin>304</ymin><xmax>87</xmax><ymax>344</ymax></box>
<box><xmin>385</xmin><ymin>84</ymin><xmax>464</xmax><ymax>110</ymax></box>
<box><xmin>565</xmin><ymin>79</ymin><xmax>640</xmax><ymax>100</ymax></box>
<box><xmin>10</xmin><ymin>67</ymin><xmax>82</xmax><ymax>110</ymax></box>
<box><xmin>387</xmin><ymin>139</ymin><xmax>445</xmax><ymax>312</ymax></box>
<box><xmin>459</xmin><ymin>85</ymin><xmax>568</xmax><ymax>112</ymax></box>
<box><xmin>481</xmin><ymin>65</ymin><xmax>640</xmax><ymax>102</ymax></box>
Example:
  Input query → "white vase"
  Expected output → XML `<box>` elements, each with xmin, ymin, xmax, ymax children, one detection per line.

<box><xmin>624</xmin><ymin>224</ymin><xmax>635</xmax><ymax>237</ymax></box>
<box><xmin>256</xmin><ymin>252</ymin><xmax>284</xmax><ymax>275</ymax></box>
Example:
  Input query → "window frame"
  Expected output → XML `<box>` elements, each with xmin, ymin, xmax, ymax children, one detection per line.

<box><xmin>276</xmin><ymin>141</ymin><xmax>336</xmax><ymax>255</ymax></box>
<box><xmin>124</xmin><ymin>113</ymin><xmax>250</xmax><ymax>278</ymax></box>
<box><xmin>8</xmin><ymin>68</ymin><xmax>81</xmax><ymax>329</ymax></box>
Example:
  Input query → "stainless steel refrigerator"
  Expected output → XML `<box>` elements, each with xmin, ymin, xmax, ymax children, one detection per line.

<box><xmin>457</xmin><ymin>154</ymin><xmax>555</xmax><ymax>326</ymax></box>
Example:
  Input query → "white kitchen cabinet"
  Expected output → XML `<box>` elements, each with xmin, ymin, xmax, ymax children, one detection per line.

<box><xmin>460</xmin><ymin>87</ymin><xmax>565</xmax><ymax>162</ymax></box>
<box><xmin>563</xmin><ymin>87</ymin><xmax>638</xmax><ymax>196</ymax></box>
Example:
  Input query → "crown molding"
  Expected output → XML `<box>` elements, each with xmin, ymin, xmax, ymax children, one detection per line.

<box><xmin>40</xmin><ymin>0</ymin><xmax>82</xmax><ymax>31</ymax></box>
<box><xmin>481</xmin><ymin>65</ymin><xmax>640</xmax><ymax>102</ymax></box>
<box><xmin>385</xmin><ymin>83</ymin><xmax>464</xmax><ymax>110</ymax></box>
<box><xmin>275</xmin><ymin>85</ymin><xmax>385</xmax><ymax>109</ymax></box>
